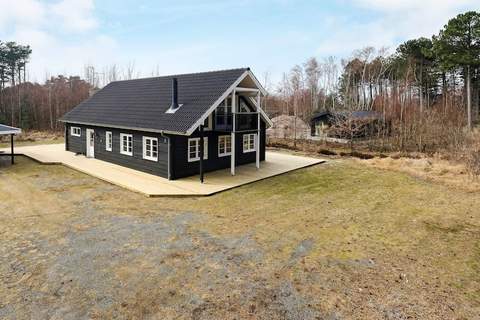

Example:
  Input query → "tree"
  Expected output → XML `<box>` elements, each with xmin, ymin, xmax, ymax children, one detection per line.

<box><xmin>0</xmin><ymin>41</ymin><xmax>7</xmax><ymax>117</ymax></box>
<box><xmin>0</xmin><ymin>41</ymin><xmax>31</xmax><ymax>126</ymax></box>
<box><xmin>289</xmin><ymin>65</ymin><xmax>304</xmax><ymax>148</ymax></box>
<box><xmin>434</xmin><ymin>11</ymin><xmax>480</xmax><ymax>129</ymax></box>
<box><xmin>396</xmin><ymin>38</ymin><xmax>435</xmax><ymax>113</ymax></box>
<box><xmin>303</xmin><ymin>57</ymin><xmax>320</xmax><ymax>112</ymax></box>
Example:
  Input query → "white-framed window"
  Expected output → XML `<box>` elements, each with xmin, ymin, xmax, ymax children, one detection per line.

<box><xmin>106</xmin><ymin>131</ymin><xmax>112</xmax><ymax>151</ymax></box>
<box><xmin>143</xmin><ymin>136</ymin><xmax>158</xmax><ymax>161</ymax></box>
<box><xmin>188</xmin><ymin>137</ymin><xmax>208</xmax><ymax>162</ymax></box>
<box><xmin>71</xmin><ymin>127</ymin><xmax>81</xmax><ymax>137</ymax></box>
<box><xmin>120</xmin><ymin>133</ymin><xmax>133</xmax><ymax>156</ymax></box>
<box><xmin>218</xmin><ymin>135</ymin><xmax>232</xmax><ymax>157</ymax></box>
<box><xmin>243</xmin><ymin>133</ymin><xmax>256</xmax><ymax>153</ymax></box>
<box><xmin>216</xmin><ymin>97</ymin><xmax>232</xmax><ymax>126</ymax></box>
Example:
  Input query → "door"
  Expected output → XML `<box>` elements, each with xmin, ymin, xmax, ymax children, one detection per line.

<box><xmin>86</xmin><ymin>129</ymin><xmax>95</xmax><ymax>158</ymax></box>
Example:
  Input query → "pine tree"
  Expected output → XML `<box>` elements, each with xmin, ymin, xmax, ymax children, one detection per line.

<box><xmin>434</xmin><ymin>11</ymin><xmax>480</xmax><ymax>129</ymax></box>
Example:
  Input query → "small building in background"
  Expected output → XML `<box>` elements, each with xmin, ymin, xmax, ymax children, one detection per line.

<box><xmin>267</xmin><ymin>115</ymin><xmax>311</xmax><ymax>140</ymax></box>
<box><xmin>310</xmin><ymin>110</ymin><xmax>384</xmax><ymax>139</ymax></box>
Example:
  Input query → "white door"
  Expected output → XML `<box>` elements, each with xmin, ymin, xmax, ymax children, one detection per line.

<box><xmin>86</xmin><ymin>129</ymin><xmax>95</xmax><ymax>158</ymax></box>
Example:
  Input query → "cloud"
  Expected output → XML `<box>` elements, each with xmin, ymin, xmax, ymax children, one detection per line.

<box><xmin>0</xmin><ymin>0</ymin><xmax>98</xmax><ymax>33</ymax></box>
<box><xmin>51</xmin><ymin>0</ymin><xmax>98</xmax><ymax>32</ymax></box>
<box><xmin>316</xmin><ymin>18</ymin><xmax>396</xmax><ymax>57</ymax></box>
<box><xmin>0</xmin><ymin>0</ymin><xmax>115</xmax><ymax>82</ymax></box>
<box><xmin>0</xmin><ymin>0</ymin><xmax>46</xmax><ymax>29</ymax></box>
<box><xmin>316</xmin><ymin>0</ymin><xmax>478</xmax><ymax>57</ymax></box>
<box><xmin>350</xmin><ymin>0</ymin><xmax>478</xmax><ymax>38</ymax></box>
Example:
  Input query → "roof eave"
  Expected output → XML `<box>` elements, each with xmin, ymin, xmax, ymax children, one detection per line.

<box><xmin>59</xmin><ymin>119</ymin><xmax>189</xmax><ymax>136</ymax></box>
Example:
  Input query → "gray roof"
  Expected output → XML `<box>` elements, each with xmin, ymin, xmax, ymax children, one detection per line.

<box><xmin>60</xmin><ymin>68</ymin><xmax>250</xmax><ymax>134</ymax></box>
<box><xmin>0</xmin><ymin>124</ymin><xmax>21</xmax><ymax>135</ymax></box>
<box><xmin>311</xmin><ymin>110</ymin><xmax>383</xmax><ymax>121</ymax></box>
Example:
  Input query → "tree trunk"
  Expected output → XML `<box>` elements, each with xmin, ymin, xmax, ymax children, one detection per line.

<box><xmin>293</xmin><ymin>94</ymin><xmax>297</xmax><ymax>149</ymax></box>
<box><xmin>442</xmin><ymin>73</ymin><xmax>447</xmax><ymax>114</ymax></box>
<box><xmin>452</xmin><ymin>72</ymin><xmax>456</xmax><ymax>109</ymax></box>
<box><xmin>18</xmin><ymin>66</ymin><xmax>22</xmax><ymax>127</ymax></box>
<box><xmin>49</xmin><ymin>88</ymin><xmax>54</xmax><ymax>130</ymax></box>
<box><xmin>419</xmin><ymin>64</ymin><xmax>424</xmax><ymax>114</ymax></box>
<box><xmin>467</xmin><ymin>65</ymin><xmax>472</xmax><ymax>129</ymax></box>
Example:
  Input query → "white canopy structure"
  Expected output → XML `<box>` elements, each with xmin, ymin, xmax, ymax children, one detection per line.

<box><xmin>0</xmin><ymin>124</ymin><xmax>21</xmax><ymax>164</ymax></box>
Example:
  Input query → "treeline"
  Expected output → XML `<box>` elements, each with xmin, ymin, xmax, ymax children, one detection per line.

<box><xmin>0</xmin><ymin>76</ymin><xmax>91</xmax><ymax>131</ymax></box>
<box><xmin>1</xmin><ymin>11</ymin><xmax>479</xmax><ymax>138</ymax></box>
<box><xmin>270</xmin><ymin>11</ymin><xmax>480</xmax><ymax>132</ymax></box>
<box><xmin>0</xmin><ymin>41</ymin><xmax>91</xmax><ymax>130</ymax></box>
<box><xmin>0</xmin><ymin>39</ymin><xmax>152</xmax><ymax>131</ymax></box>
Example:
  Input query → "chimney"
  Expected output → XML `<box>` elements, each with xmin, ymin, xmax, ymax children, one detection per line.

<box><xmin>170</xmin><ymin>77</ymin><xmax>179</xmax><ymax>110</ymax></box>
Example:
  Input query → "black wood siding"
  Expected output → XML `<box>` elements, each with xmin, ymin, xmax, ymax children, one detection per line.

<box><xmin>66</xmin><ymin>124</ymin><xmax>86</xmax><ymax>154</ymax></box>
<box><xmin>65</xmin><ymin>121</ymin><xmax>266</xmax><ymax>180</ymax></box>
<box><xmin>65</xmin><ymin>123</ymin><xmax>169</xmax><ymax>178</ymax></box>
<box><xmin>169</xmin><ymin>121</ymin><xmax>266</xmax><ymax>179</ymax></box>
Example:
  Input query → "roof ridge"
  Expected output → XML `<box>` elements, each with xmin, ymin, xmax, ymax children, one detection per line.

<box><xmin>110</xmin><ymin>67</ymin><xmax>250</xmax><ymax>84</ymax></box>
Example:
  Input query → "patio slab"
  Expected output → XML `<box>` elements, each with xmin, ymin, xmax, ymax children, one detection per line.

<box><xmin>1</xmin><ymin>144</ymin><xmax>325</xmax><ymax>196</ymax></box>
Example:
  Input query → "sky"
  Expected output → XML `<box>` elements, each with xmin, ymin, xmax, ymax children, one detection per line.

<box><xmin>0</xmin><ymin>0</ymin><xmax>478</xmax><ymax>87</ymax></box>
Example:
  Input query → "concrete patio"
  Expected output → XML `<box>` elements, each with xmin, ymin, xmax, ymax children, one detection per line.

<box><xmin>1</xmin><ymin>144</ymin><xmax>325</xmax><ymax>196</ymax></box>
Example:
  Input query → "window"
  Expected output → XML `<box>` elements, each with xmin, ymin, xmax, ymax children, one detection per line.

<box><xmin>188</xmin><ymin>137</ymin><xmax>208</xmax><ymax>162</ymax></box>
<box><xmin>106</xmin><ymin>131</ymin><xmax>112</xmax><ymax>151</ymax></box>
<box><xmin>243</xmin><ymin>134</ymin><xmax>256</xmax><ymax>153</ymax></box>
<box><xmin>71</xmin><ymin>127</ymin><xmax>81</xmax><ymax>137</ymax></box>
<box><xmin>239</xmin><ymin>97</ymin><xmax>252</xmax><ymax>112</ymax></box>
<box><xmin>120</xmin><ymin>133</ymin><xmax>133</xmax><ymax>156</ymax></box>
<box><xmin>216</xmin><ymin>97</ymin><xmax>232</xmax><ymax>126</ymax></box>
<box><xmin>218</xmin><ymin>135</ymin><xmax>232</xmax><ymax>157</ymax></box>
<box><xmin>143</xmin><ymin>136</ymin><xmax>158</xmax><ymax>161</ymax></box>
<box><xmin>203</xmin><ymin>114</ymin><xmax>213</xmax><ymax>130</ymax></box>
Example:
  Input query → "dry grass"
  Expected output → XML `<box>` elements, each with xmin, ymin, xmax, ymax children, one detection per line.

<box><xmin>361</xmin><ymin>155</ymin><xmax>480</xmax><ymax>192</ymax></box>
<box><xmin>1</xmin><ymin>156</ymin><xmax>479</xmax><ymax>319</ymax></box>
<box><xmin>0</xmin><ymin>130</ymin><xmax>64</xmax><ymax>148</ymax></box>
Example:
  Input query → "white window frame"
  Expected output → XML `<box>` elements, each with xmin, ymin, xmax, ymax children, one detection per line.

<box><xmin>188</xmin><ymin>137</ymin><xmax>208</xmax><ymax>162</ymax></box>
<box><xmin>216</xmin><ymin>98</ymin><xmax>231</xmax><ymax>126</ymax></box>
<box><xmin>106</xmin><ymin>131</ymin><xmax>112</xmax><ymax>151</ymax></box>
<box><xmin>143</xmin><ymin>136</ymin><xmax>158</xmax><ymax>162</ymax></box>
<box><xmin>71</xmin><ymin>126</ymin><xmax>81</xmax><ymax>137</ymax></box>
<box><xmin>243</xmin><ymin>133</ymin><xmax>256</xmax><ymax>153</ymax></box>
<box><xmin>120</xmin><ymin>133</ymin><xmax>133</xmax><ymax>156</ymax></box>
<box><xmin>218</xmin><ymin>135</ymin><xmax>232</xmax><ymax>157</ymax></box>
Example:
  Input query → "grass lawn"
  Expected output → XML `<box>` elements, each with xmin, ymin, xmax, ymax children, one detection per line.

<box><xmin>0</xmin><ymin>155</ymin><xmax>479</xmax><ymax>319</ymax></box>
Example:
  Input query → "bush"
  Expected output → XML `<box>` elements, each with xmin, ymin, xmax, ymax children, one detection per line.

<box><xmin>464</xmin><ymin>137</ymin><xmax>480</xmax><ymax>178</ymax></box>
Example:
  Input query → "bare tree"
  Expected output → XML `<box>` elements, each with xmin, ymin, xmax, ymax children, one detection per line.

<box><xmin>304</xmin><ymin>57</ymin><xmax>321</xmax><ymax>112</ymax></box>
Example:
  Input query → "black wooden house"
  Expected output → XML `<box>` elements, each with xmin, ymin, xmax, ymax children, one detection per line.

<box><xmin>60</xmin><ymin>68</ymin><xmax>272</xmax><ymax>181</ymax></box>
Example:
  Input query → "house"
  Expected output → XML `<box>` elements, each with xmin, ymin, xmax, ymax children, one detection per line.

<box><xmin>310</xmin><ymin>110</ymin><xmax>384</xmax><ymax>138</ymax></box>
<box><xmin>60</xmin><ymin>68</ymin><xmax>273</xmax><ymax>181</ymax></box>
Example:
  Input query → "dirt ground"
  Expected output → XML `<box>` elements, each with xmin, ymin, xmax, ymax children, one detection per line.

<box><xmin>0</xmin><ymin>155</ymin><xmax>479</xmax><ymax>319</ymax></box>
